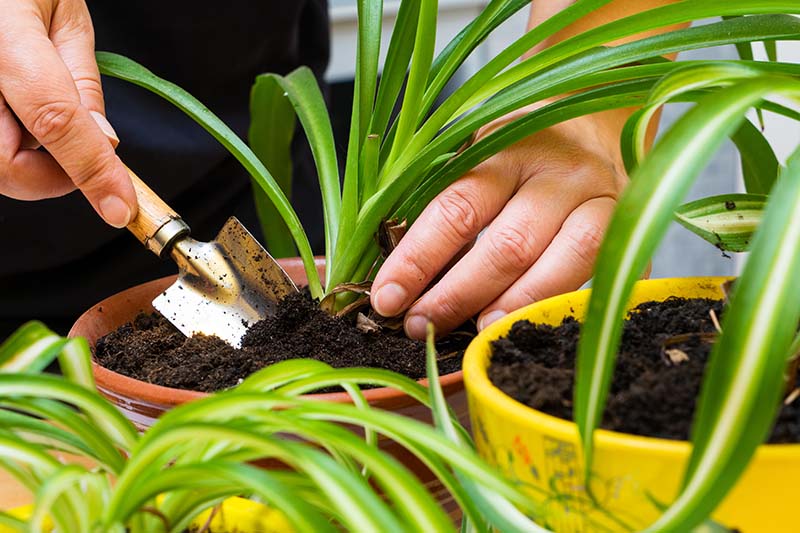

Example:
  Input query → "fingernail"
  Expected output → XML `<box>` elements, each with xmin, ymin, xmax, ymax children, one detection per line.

<box><xmin>479</xmin><ymin>310</ymin><xmax>507</xmax><ymax>331</ymax></box>
<box><xmin>372</xmin><ymin>282</ymin><xmax>408</xmax><ymax>316</ymax></box>
<box><xmin>98</xmin><ymin>195</ymin><xmax>132</xmax><ymax>228</ymax></box>
<box><xmin>405</xmin><ymin>314</ymin><xmax>428</xmax><ymax>340</ymax></box>
<box><xmin>91</xmin><ymin>111</ymin><xmax>119</xmax><ymax>148</ymax></box>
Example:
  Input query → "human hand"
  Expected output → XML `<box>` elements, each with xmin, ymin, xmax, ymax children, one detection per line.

<box><xmin>371</xmin><ymin>108</ymin><xmax>628</xmax><ymax>339</ymax></box>
<box><xmin>0</xmin><ymin>0</ymin><xmax>136</xmax><ymax>227</ymax></box>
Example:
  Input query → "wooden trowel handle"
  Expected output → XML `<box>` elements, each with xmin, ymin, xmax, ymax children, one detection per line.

<box><xmin>126</xmin><ymin>167</ymin><xmax>190</xmax><ymax>258</ymax></box>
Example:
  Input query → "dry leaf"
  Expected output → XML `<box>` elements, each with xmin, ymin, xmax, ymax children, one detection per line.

<box><xmin>665</xmin><ymin>348</ymin><xmax>690</xmax><ymax>365</ymax></box>
<box><xmin>356</xmin><ymin>313</ymin><xmax>381</xmax><ymax>333</ymax></box>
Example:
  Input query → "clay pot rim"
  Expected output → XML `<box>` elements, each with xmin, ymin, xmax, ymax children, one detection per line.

<box><xmin>72</xmin><ymin>271</ymin><xmax>463</xmax><ymax>408</ymax></box>
<box><xmin>91</xmin><ymin>360</ymin><xmax>464</xmax><ymax>407</ymax></box>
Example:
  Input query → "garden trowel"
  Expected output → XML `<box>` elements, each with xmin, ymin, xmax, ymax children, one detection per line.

<box><xmin>125</xmin><ymin>167</ymin><xmax>298</xmax><ymax>348</ymax></box>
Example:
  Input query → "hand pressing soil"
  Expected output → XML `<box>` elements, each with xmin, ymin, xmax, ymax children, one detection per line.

<box><xmin>489</xmin><ymin>297</ymin><xmax>800</xmax><ymax>443</ymax></box>
<box><xmin>96</xmin><ymin>291</ymin><xmax>468</xmax><ymax>393</ymax></box>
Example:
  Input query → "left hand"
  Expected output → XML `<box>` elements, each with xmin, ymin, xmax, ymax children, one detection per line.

<box><xmin>370</xmin><ymin>108</ymin><xmax>628</xmax><ymax>339</ymax></box>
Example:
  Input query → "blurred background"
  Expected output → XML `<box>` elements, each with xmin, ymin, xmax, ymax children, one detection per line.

<box><xmin>327</xmin><ymin>0</ymin><xmax>800</xmax><ymax>279</ymax></box>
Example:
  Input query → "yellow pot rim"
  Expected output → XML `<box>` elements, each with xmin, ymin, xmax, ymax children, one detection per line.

<box><xmin>463</xmin><ymin>276</ymin><xmax>800</xmax><ymax>460</ymax></box>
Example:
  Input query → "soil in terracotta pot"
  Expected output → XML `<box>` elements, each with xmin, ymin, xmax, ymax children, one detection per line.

<box><xmin>489</xmin><ymin>297</ymin><xmax>800</xmax><ymax>443</ymax></box>
<box><xmin>96</xmin><ymin>290</ymin><xmax>468</xmax><ymax>392</ymax></box>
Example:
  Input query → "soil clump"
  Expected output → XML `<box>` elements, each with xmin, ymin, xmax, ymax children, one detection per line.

<box><xmin>489</xmin><ymin>297</ymin><xmax>800</xmax><ymax>443</ymax></box>
<box><xmin>97</xmin><ymin>291</ymin><xmax>466</xmax><ymax>392</ymax></box>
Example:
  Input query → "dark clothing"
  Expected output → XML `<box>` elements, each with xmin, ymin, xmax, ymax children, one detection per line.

<box><xmin>0</xmin><ymin>1</ymin><xmax>329</xmax><ymax>337</ymax></box>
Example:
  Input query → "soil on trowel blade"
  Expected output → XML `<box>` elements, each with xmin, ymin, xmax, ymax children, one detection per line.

<box><xmin>489</xmin><ymin>297</ymin><xmax>800</xmax><ymax>443</ymax></box>
<box><xmin>96</xmin><ymin>291</ymin><xmax>467</xmax><ymax>393</ymax></box>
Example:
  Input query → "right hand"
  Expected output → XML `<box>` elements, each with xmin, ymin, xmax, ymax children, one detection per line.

<box><xmin>0</xmin><ymin>0</ymin><xmax>136</xmax><ymax>228</ymax></box>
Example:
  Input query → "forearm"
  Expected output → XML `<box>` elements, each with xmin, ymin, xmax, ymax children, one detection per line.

<box><xmin>528</xmin><ymin>0</ymin><xmax>686</xmax><ymax>53</ymax></box>
<box><xmin>527</xmin><ymin>0</ymin><xmax>688</xmax><ymax>162</ymax></box>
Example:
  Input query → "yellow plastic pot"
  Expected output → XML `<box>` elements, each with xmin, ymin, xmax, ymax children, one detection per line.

<box><xmin>1</xmin><ymin>497</ymin><xmax>292</xmax><ymax>533</ymax></box>
<box><xmin>464</xmin><ymin>277</ymin><xmax>800</xmax><ymax>533</ymax></box>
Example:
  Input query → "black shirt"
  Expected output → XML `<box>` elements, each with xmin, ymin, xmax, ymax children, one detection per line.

<box><xmin>0</xmin><ymin>1</ymin><xmax>330</xmax><ymax>336</ymax></box>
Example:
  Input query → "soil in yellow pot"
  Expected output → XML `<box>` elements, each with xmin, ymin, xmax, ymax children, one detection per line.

<box><xmin>464</xmin><ymin>277</ymin><xmax>800</xmax><ymax>533</ymax></box>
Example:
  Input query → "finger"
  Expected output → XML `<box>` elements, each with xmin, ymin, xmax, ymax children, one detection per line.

<box><xmin>403</xmin><ymin>173</ymin><xmax>588</xmax><ymax>339</ymax></box>
<box><xmin>49</xmin><ymin>0</ymin><xmax>119</xmax><ymax>147</ymax></box>
<box><xmin>371</xmin><ymin>162</ymin><xmax>517</xmax><ymax>318</ymax></box>
<box><xmin>477</xmin><ymin>196</ymin><xmax>615</xmax><ymax>330</ymax></box>
<box><xmin>0</xmin><ymin>19</ymin><xmax>134</xmax><ymax>226</ymax></box>
<box><xmin>0</xmin><ymin>91</ymin><xmax>75</xmax><ymax>199</ymax></box>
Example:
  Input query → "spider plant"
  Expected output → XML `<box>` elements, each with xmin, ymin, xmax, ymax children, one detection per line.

<box><xmin>92</xmin><ymin>1</ymin><xmax>800</xmax><ymax>311</ymax></box>
<box><xmin>0</xmin><ymin>324</ymin><xmax>747</xmax><ymax>532</ymax></box>
<box><xmin>1</xmin><ymin>320</ymin><xmax>563</xmax><ymax>532</ymax></box>
<box><xmin>573</xmin><ymin>59</ymin><xmax>800</xmax><ymax>531</ymax></box>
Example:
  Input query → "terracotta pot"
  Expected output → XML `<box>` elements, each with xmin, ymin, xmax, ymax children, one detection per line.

<box><xmin>70</xmin><ymin>257</ymin><xmax>467</xmax><ymax>512</ymax></box>
<box><xmin>464</xmin><ymin>277</ymin><xmax>800</xmax><ymax>532</ymax></box>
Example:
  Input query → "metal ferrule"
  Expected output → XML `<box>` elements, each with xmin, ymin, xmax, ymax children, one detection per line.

<box><xmin>149</xmin><ymin>218</ymin><xmax>191</xmax><ymax>258</ymax></box>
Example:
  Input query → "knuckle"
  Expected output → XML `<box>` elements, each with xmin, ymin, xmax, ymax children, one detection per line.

<box><xmin>398</xmin><ymin>252</ymin><xmax>434</xmax><ymax>285</ymax></box>
<box><xmin>435</xmin><ymin>187</ymin><xmax>485</xmax><ymax>244</ymax></box>
<box><xmin>29</xmin><ymin>100</ymin><xmax>79</xmax><ymax>145</ymax></box>
<box><xmin>487</xmin><ymin>224</ymin><xmax>536</xmax><ymax>274</ymax></box>
<box><xmin>517</xmin><ymin>283</ymin><xmax>548</xmax><ymax>306</ymax></box>
<box><xmin>429</xmin><ymin>286</ymin><xmax>465</xmax><ymax>326</ymax></box>
<box><xmin>73</xmin><ymin>76</ymin><xmax>103</xmax><ymax>102</ymax></box>
<box><xmin>70</xmin><ymin>151</ymin><xmax>117</xmax><ymax>189</ymax></box>
<box><xmin>563</xmin><ymin>220</ymin><xmax>605</xmax><ymax>271</ymax></box>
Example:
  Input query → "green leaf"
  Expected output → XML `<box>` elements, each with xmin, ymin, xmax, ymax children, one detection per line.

<box><xmin>408</xmin><ymin>0</ymin><xmax>616</xmax><ymax>160</ymax></box>
<box><xmin>30</xmin><ymin>466</ymin><xmax>92</xmax><ymax>533</ymax></box>
<box><xmin>462</xmin><ymin>4</ymin><xmax>800</xmax><ymax>113</ymax></box>
<box><xmin>730</xmin><ymin>118</ymin><xmax>780</xmax><ymax>194</ymax></box>
<box><xmin>249</xmin><ymin>74</ymin><xmax>297</xmax><ymax>258</ymax></box>
<box><xmin>123</xmin><ymin>461</ymin><xmax>337</xmax><ymax>532</ymax></box>
<box><xmin>421</xmin><ymin>0</ymin><xmax>530</xmax><ymax>121</ymax></box>
<box><xmin>675</xmin><ymin>194</ymin><xmax>766</xmax><ymax>252</ymax></box>
<box><xmin>0</xmin><ymin>321</ymin><xmax>65</xmax><ymax>373</ymax></box>
<box><xmin>1</xmin><ymin>396</ymin><xmax>127</xmax><ymax>473</ymax></box>
<box><xmin>237</xmin><ymin>358</ymin><xmax>337</xmax><ymax>392</ymax></box>
<box><xmin>645</xmin><ymin>137</ymin><xmax>800</xmax><ymax>533</ymax></box>
<box><xmin>0</xmin><ymin>374</ymin><xmax>138</xmax><ymax>450</ymax></box>
<box><xmin>424</xmin><ymin>325</ymin><xmax>548</xmax><ymax>533</ymax></box>
<box><xmin>257</xmin><ymin>69</ymin><xmax>341</xmax><ymax>280</ymax></box>
<box><xmin>621</xmin><ymin>62</ymin><xmax>766</xmax><ymax>169</ymax></box>
<box><xmin>722</xmin><ymin>16</ymin><xmax>768</xmax><ymax>129</ymax></box>
<box><xmin>0</xmin><ymin>511</ymin><xmax>25</xmax><ymax>532</ymax></box>
<box><xmin>356</xmin><ymin>0</ymin><xmax>383</xmax><ymax>141</ymax></box>
<box><xmin>398</xmin><ymin>81</ymin><xmax>653</xmax><ymax>223</ymax></box>
<box><xmin>336</xmin><ymin>71</ymin><xmax>363</xmax><ymax>272</ymax></box>
<box><xmin>575</xmin><ymin>77</ymin><xmax>799</xmax><ymax>480</ymax></box>
<box><xmin>765</xmin><ymin>40</ymin><xmax>779</xmax><ymax>61</ymax></box>
<box><xmin>113</xmin><ymin>423</ymin><xmax>407</xmax><ymax>532</ymax></box>
<box><xmin>370</xmin><ymin>0</ymin><xmax>420</xmax><ymax>139</ymax></box>
<box><xmin>383</xmin><ymin>0</ymin><xmax>438</xmax><ymax>170</ymax></box>
<box><xmin>360</xmin><ymin>133</ymin><xmax>380</xmax><ymax>202</ymax></box>
<box><xmin>395</xmin><ymin>16</ymin><xmax>800</xmax><ymax>193</ymax></box>
<box><xmin>96</xmin><ymin>51</ymin><xmax>323</xmax><ymax>299</ymax></box>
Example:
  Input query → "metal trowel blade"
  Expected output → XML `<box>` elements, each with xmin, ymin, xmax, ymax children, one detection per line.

<box><xmin>153</xmin><ymin>216</ymin><xmax>298</xmax><ymax>348</ymax></box>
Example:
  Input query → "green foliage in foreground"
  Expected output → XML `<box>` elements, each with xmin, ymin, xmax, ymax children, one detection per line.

<box><xmin>0</xmin><ymin>323</ymin><xmax>743</xmax><ymax>532</ymax></box>
<box><xmin>0</xmin><ymin>322</ymin><xmax>549</xmax><ymax>533</ymax></box>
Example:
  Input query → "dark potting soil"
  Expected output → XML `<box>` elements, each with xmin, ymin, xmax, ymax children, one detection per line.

<box><xmin>489</xmin><ymin>297</ymin><xmax>800</xmax><ymax>443</ymax></box>
<box><xmin>95</xmin><ymin>291</ymin><xmax>467</xmax><ymax>393</ymax></box>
